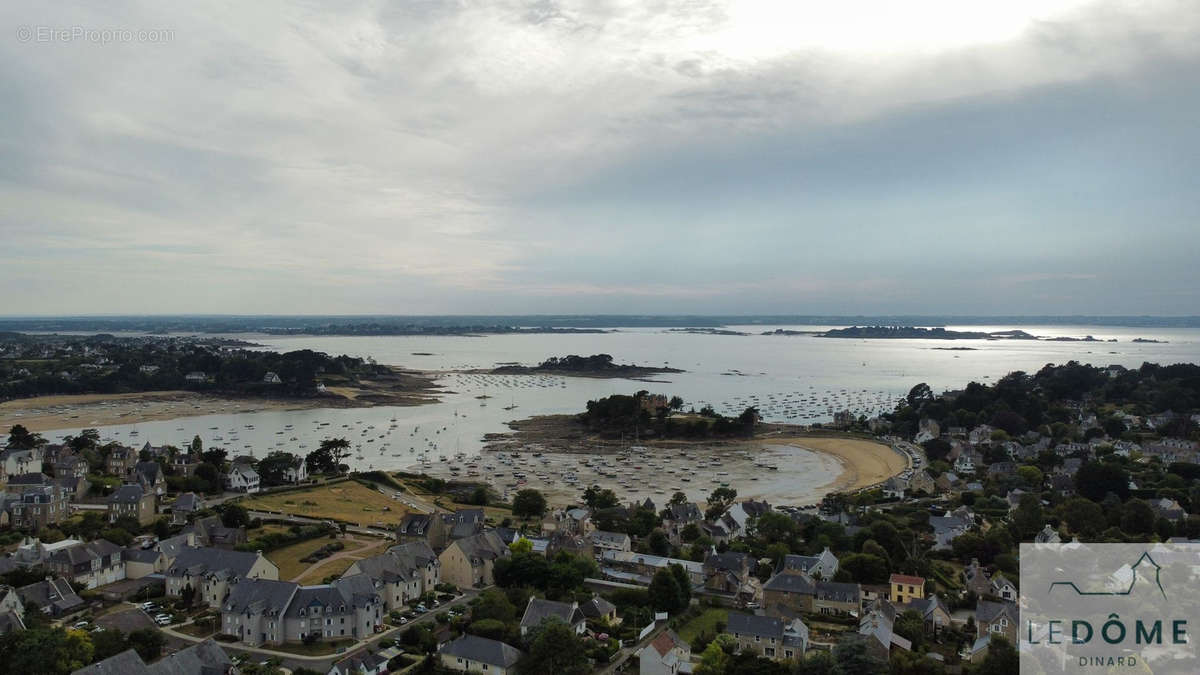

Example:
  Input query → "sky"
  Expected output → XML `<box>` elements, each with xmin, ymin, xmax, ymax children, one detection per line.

<box><xmin>2</xmin><ymin>0</ymin><xmax>1198</xmax><ymax>316</ymax></box>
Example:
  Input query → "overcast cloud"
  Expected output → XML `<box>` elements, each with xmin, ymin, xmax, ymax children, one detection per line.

<box><xmin>1</xmin><ymin>0</ymin><xmax>1197</xmax><ymax>315</ymax></box>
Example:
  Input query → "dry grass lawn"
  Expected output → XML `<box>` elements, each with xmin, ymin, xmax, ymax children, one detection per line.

<box><xmin>239</xmin><ymin>481</ymin><xmax>411</xmax><ymax>527</ymax></box>
<box><xmin>293</xmin><ymin>538</ymin><xmax>391</xmax><ymax>585</ymax></box>
<box><xmin>266</xmin><ymin>537</ymin><xmax>339</xmax><ymax>581</ymax></box>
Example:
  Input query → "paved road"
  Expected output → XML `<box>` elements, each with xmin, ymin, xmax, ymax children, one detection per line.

<box><xmin>158</xmin><ymin>590</ymin><xmax>478</xmax><ymax>672</ymax></box>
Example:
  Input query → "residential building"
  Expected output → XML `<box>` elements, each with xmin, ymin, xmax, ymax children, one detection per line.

<box><xmin>438</xmin><ymin>635</ymin><xmax>523</xmax><ymax>675</ymax></box>
<box><xmin>343</xmin><ymin>542</ymin><xmax>440</xmax><ymax>611</ymax></box>
<box><xmin>226</xmin><ymin>464</ymin><xmax>260</xmax><ymax>493</ymax></box>
<box><xmin>106</xmin><ymin>447</ymin><xmax>136</xmax><ymax>477</ymax></box>
<box><xmin>396</xmin><ymin>513</ymin><xmax>448</xmax><ymax>551</ymax></box>
<box><xmin>282</xmin><ymin>574</ymin><xmax>384</xmax><ymax>643</ymax></box>
<box><xmin>639</xmin><ymin>629</ymin><xmax>690</xmax><ymax>675</ymax></box>
<box><xmin>726</xmin><ymin>612</ymin><xmax>809</xmax><ymax>661</ymax></box>
<box><xmin>284</xmin><ymin>455</ymin><xmax>308</xmax><ymax>483</ymax></box>
<box><xmin>220</xmin><ymin>578</ymin><xmax>298</xmax><ymax>647</ymax></box>
<box><xmin>133</xmin><ymin>460</ymin><xmax>166</xmax><ymax>497</ymax></box>
<box><xmin>437</xmin><ymin>531</ymin><xmax>509</xmax><ymax>588</ymax></box>
<box><xmin>580</xmin><ymin>595</ymin><xmax>618</xmax><ymax>624</ymax></box>
<box><xmin>976</xmin><ymin>600</ymin><xmax>1018</xmax><ymax>644</ymax></box>
<box><xmin>166</xmin><ymin>546</ymin><xmax>280</xmax><ymax>608</ymax></box>
<box><xmin>170</xmin><ymin>492</ymin><xmax>204</xmax><ymax>525</ymax></box>
<box><xmin>812</xmin><ymin>581</ymin><xmax>860</xmax><ymax>617</ymax></box>
<box><xmin>778</xmin><ymin>548</ymin><xmax>838</xmax><ymax>579</ymax></box>
<box><xmin>185</xmin><ymin>515</ymin><xmax>247</xmax><ymax>549</ymax></box>
<box><xmin>889</xmin><ymin>574</ymin><xmax>925</xmax><ymax>606</ymax></box>
<box><xmin>46</xmin><ymin>539</ymin><xmax>126</xmax><ymax>589</ymax></box>
<box><xmin>589</xmin><ymin>530</ymin><xmax>632</xmax><ymax>554</ymax></box>
<box><xmin>9</xmin><ymin>484</ymin><xmax>70</xmax><ymax>531</ymax></box>
<box><xmin>600</xmin><ymin>550</ymin><xmax>705</xmax><ymax>587</ymax></box>
<box><xmin>519</xmin><ymin>597</ymin><xmax>586</xmax><ymax>636</ymax></box>
<box><xmin>107</xmin><ymin>483</ymin><xmax>156</xmax><ymax>525</ymax></box>
<box><xmin>17</xmin><ymin>576</ymin><xmax>84</xmax><ymax>617</ymax></box>
<box><xmin>329</xmin><ymin>650</ymin><xmax>388</xmax><ymax>675</ymax></box>
<box><xmin>762</xmin><ymin>572</ymin><xmax>816</xmax><ymax>617</ymax></box>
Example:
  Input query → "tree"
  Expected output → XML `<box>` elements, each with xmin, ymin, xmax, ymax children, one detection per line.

<box><xmin>839</xmin><ymin>553</ymin><xmax>889</xmax><ymax>584</ymax></box>
<box><xmin>831</xmin><ymin>638</ymin><xmax>884</xmax><ymax>675</ymax></box>
<box><xmin>648</xmin><ymin>568</ymin><xmax>684</xmax><ymax>613</ymax></box>
<box><xmin>127</xmin><ymin>628</ymin><xmax>166</xmax><ymax>662</ymax></box>
<box><xmin>670</xmin><ymin>563</ymin><xmax>692</xmax><ymax>607</ymax></box>
<box><xmin>680</xmin><ymin>523</ymin><xmax>701</xmax><ymax>543</ymax></box>
<box><xmin>6</xmin><ymin>424</ymin><xmax>45</xmax><ymax>450</ymax></box>
<box><xmin>647</xmin><ymin>529</ymin><xmax>671</xmax><ymax>556</ymax></box>
<box><xmin>1011</xmin><ymin>492</ymin><xmax>1044</xmax><ymax>540</ymax></box>
<box><xmin>509</xmin><ymin>538</ymin><xmax>533</xmax><ymax>554</ymax></box>
<box><xmin>669</xmin><ymin>491</ymin><xmax>688</xmax><ymax>505</ymax></box>
<box><xmin>470</xmin><ymin>486</ymin><xmax>490</xmax><ymax>506</ymax></box>
<box><xmin>694</xmin><ymin>639</ymin><xmax>730</xmax><ymax>675</ymax></box>
<box><xmin>976</xmin><ymin>636</ymin><xmax>1019</xmax><ymax>675</ymax></box>
<box><xmin>1058</xmin><ymin>497</ymin><xmax>1104</xmax><ymax>535</ymax></box>
<box><xmin>91</xmin><ymin>627</ymin><xmax>127</xmax><ymax>661</ymax></box>
<box><xmin>512</xmin><ymin>489</ymin><xmax>547</xmax><ymax>519</ymax></box>
<box><xmin>221</xmin><ymin>503</ymin><xmax>249</xmax><ymax>528</ymax></box>
<box><xmin>1075</xmin><ymin>461</ymin><xmax>1130</xmax><ymax>502</ymax></box>
<box><xmin>256</xmin><ymin>451</ymin><xmax>295</xmax><ymax>486</ymax></box>
<box><xmin>318</xmin><ymin>438</ymin><xmax>352</xmax><ymax>471</ymax></box>
<box><xmin>519</xmin><ymin>619</ymin><xmax>590</xmax><ymax>675</ymax></box>
<box><xmin>894</xmin><ymin>609</ymin><xmax>926</xmax><ymax>651</ymax></box>
<box><xmin>1120</xmin><ymin>498</ymin><xmax>1156</xmax><ymax>536</ymax></box>
<box><xmin>0</xmin><ymin>627</ymin><xmax>94</xmax><ymax>675</ymax></box>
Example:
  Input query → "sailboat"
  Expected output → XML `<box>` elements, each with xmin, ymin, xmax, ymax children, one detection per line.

<box><xmin>503</xmin><ymin>396</ymin><xmax>518</xmax><ymax>411</ymax></box>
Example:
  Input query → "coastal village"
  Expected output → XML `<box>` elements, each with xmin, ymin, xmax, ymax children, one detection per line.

<box><xmin>0</xmin><ymin>358</ymin><xmax>1195</xmax><ymax>673</ymax></box>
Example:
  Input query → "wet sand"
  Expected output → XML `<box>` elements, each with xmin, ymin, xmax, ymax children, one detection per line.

<box><xmin>0</xmin><ymin>391</ymin><xmax>426</xmax><ymax>433</ymax></box>
<box><xmin>413</xmin><ymin>435</ymin><xmax>904</xmax><ymax>508</ymax></box>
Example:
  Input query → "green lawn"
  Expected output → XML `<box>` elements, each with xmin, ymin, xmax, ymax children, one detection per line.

<box><xmin>676</xmin><ymin>608</ymin><xmax>728</xmax><ymax>645</ymax></box>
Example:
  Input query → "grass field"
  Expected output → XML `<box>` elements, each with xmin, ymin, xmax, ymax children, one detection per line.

<box><xmin>266</xmin><ymin>537</ymin><xmax>339</xmax><ymax>581</ymax></box>
<box><xmin>239</xmin><ymin>481</ymin><xmax>411</xmax><ymax>526</ymax></box>
<box><xmin>293</xmin><ymin>538</ymin><xmax>390</xmax><ymax>585</ymax></box>
<box><xmin>676</xmin><ymin>608</ymin><xmax>728</xmax><ymax>645</ymax></box>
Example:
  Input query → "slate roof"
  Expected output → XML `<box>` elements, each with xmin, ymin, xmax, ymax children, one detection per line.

<box><xmin>815</xmin><ymin>580</ymin><xmax>860</xmax><ymax>603</ymax></box>
<box><xmin>17</xmin><ymin>576</ymin><xmax>84</xmax><ymax>615</ymax></box>
<box><xmin>108</xmin><ymin>483</ymin><xmax>146</xmax><ymax>504</ymax></box>
<box><xmin>6</xmin><ymin>473</ymin><xmax>50</xmax><ymax>487</ymax></box>
<box><xmin>521</xmin><ymin>597</ymin><xmax>584</xmax><ymax>631</ymax></box>
<box><xmin>146</xmin><ymin>638</ymin><xmax>233</xmax><ymax>675</ymax></box>
<box><xmin>222</xmin><ymin>577</ymin><xmax>298</xmax><ymax>616</ymax></box>
<box><xmin>452</xmin><ymin>531</ymin><xmax>509</xmax><ymax>565</ymax></box>
<box><xmin>173</xmin><ymin>493</ymin><xmax>201</xmax><ymax>513</ymax></box>
<box><xmin>167</xmin><ymin>546</ymin><xmax>262</xmax><ymax>579</ymax></box>
<box><xmin>331</xmin><ymin>650</ymin><xmax>388</xmax><ymax>674</ymax></box>
<box><xmin>590</xmin><ymin>530</ymin><xmax>631</xmax><ymax>548</ymax></box>
<box><xmin>439</xmin><ymin>634</ymin><xmax>523</xmax><ymax>669</ymax></box>
<box><xmin>71</xmin><ymin>649</ymin><xmax>153</xmax><ymax>675</ymax></box>
<box><xmin>976</xmin><ymin>600</ymin><xmax>1017</xmax><ymax>625</ymax></box>
<box><xmin>580</xmin><ymin>595</ymin><xmax>616</xmax><ymax>619</ymax></box>
<box><xmin>763</xmin><ymin>572</ymin><xmax>816</xmax><ymax>595</ymax></box>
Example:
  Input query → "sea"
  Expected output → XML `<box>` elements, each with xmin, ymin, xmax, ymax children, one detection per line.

<box><xmin>35</xmin><ymin>324</ymin><xmax>1200</xmax><ymax>504</ymax></box>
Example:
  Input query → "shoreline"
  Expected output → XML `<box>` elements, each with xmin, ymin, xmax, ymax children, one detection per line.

<box><xmin>0</xmin><ymin>390</ymin><xmax>438</xmax><ymax>433</ymax></box>
<box><xmin>759</xmin><ymin>436</ymin><xmax>908</xmax><ymax>496</ymax></box>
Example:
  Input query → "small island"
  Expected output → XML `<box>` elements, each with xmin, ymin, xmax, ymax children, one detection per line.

<box><xmin>1132</xmin><ymin>338</ymin><xmax>1168</xmax><ymax>344</ymax></box>
<box><xmin>489</xmin><ymin>354</ymin><xmax>683</xmax><ymax>379</ymax></box>
<box><xmin>819</xmin><ymin>326</ymin><xmax>1040</xmax><ymax>340</ymax></box>
<box><xmin>666</xmin><ymin>327</ymin><xmax>750</xmax><ymax>336</ymax></box>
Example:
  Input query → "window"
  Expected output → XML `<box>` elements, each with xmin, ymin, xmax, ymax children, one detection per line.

<box><xmin>755</xmin><ymin>635</ymin><xmax>760</xmax><ymax>642</ymax></box>
<box><xmin>765</xmin><ymin>647</ymin><xmax>775</xmax><ymax>657</ymax></box>
<box><xmin>785</xmin><ymin>650</ymin><xmax>793</xmax><ymax>659</ymax></box>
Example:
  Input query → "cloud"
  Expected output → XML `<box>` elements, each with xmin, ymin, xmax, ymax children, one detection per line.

<box><xmin>0</xmin><ymin>0</ymin><xmax>1197</xmax><ymax>314</ymax></box>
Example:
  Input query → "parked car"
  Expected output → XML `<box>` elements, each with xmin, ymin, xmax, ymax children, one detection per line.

<box><xmin>155</xmin><ymin>617</ymin><xmax>171</xmax><ymax>626</ymax></box>
<box><xmin>399</xmin><ymin>617</ymin><xmax>408</xmax><ymax>625</ymax></box>
<box><xmin>72</xmin><ymin>621</ymin><xmax>90</xmax><ymax>630</ymax></box>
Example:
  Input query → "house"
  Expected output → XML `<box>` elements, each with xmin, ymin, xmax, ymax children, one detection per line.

<box><xmin>987</xmin><ymin>461</ymin><xmax>1017</xmax><ymax>479</ymax></box>
<box><xmin>263</xmin><ymin>371</ymin><xmax>282</xmax><ymax>384</ymax></box>
<box><xmin>953</xmin><ymin>450</ymin><xmax>980</xmax><ymax>474</ymax></box>
<box><xmin>1151</xmin><ymin>497</ymin><xmax>1187</xmax><ymax>522</ymax></box>
<box><xmin>859</xmin><ymin>600</ymin><xmax>912</xmax><ymax>662</ymax></box>
<box><xmin>344</xmin><ymin>542</ymin><xmax>441</xmax><ymax>611</ymax></box>
<box><xmin>226</xmin><ymin>464</ymin><xmax>260</xmax><ymax>493</ymax></box>
<box><xmin>170</xmin><ymin>492</ymin><xmax>204</xmax><ymax>525</ymax></box>
<box><xmin>8</xmin><ymin>484</ymin><xmax>71</xmax><ymax>531</ymax></box>
<box><xmin>53</xmin><ymin>452</ymin><xmax>90</xmax><ymax>495</ymax></box>
<box><xmin>723</xmin><ymin>499</ymin><xmax>771</xmax><ymax>537</ymax></box>
<box><xmin>928</xmin><ymin>509</ymin><xmax>973</xmax><ymax>551</ymax></box>
<box><xmin>106</xmin><ymin>447</ymin><xmax>137</xmax><ymax>477</ymax></box>
<box><xmin>46</xmin><ymin>539</ymin><xmax>126</xmax><ymax>589</ymax></box>
<box><xmin>639</xmin><ymin>629</ymin><xmax>690</xmax><ymax>675</ymax></box>
<box><xmin>185</xmin><ymin>371</ymin><xmax>207</xmax><ymax>383</ymax></box>
<box><xmin>778</xmin><ymin>548</ymin><xmax>839</xmax><ymax>579</ymax></box>
<box><xmin>889</xmin><ymin>574</ymin><xmax>925</xmax><ymax>606</ymax></box>
<box><xmin>881</xmin><ymin>477</ymin><xmax>906</xmax><ymax>500</ymax></box>
<box><xmin>726</xmin><ymin>611</ymin><xmax>809</xmax><ymax>661</ymax></box>
<box><xmin>0</xmin><ymin>448</ymin><xmax>41</xmax><ymax>477</ymax></box>
<box><xmin>124</xmin><ymin>547</ymin><xmax>169</xmax><ymax>579</ymax></box>
<box><xmin>812</xmin><ymin>581</ymin><xmax>860</xmax><ymax>617</ymax></box>
<box><xmin>590</xmin><ymin>530</ymin><xmax>632</xmax><ymax>554</ymax></box>
<box><xmin>72</xmin><ymin>649</ymin><xmax>154</xmax><ymax>675</ymax></box>
<box><xmin>219</xmin><ymin>578</ymin><xmax>298</xmax><ymax>647</ymax></box>
<box><xmin>186</xmin><ymin>515</ymin><xmax>248</xmax><ymax>549</ymax></box>
<box><xmin>282</xmin><ymin>574</ymin><xmax>384</xmax><ymax>643</ymax></box>
<box><xmin>1034</xmin><ymin>524</ymin><xmax>1061</xmax><ymax>544</ymax></box>
<box><xmin>438</xmin><ymin>635</ymin><xmax>523</xmax><ymax>675</ymax></box>
<box><xmin>904</xmin><ymin>594</ymin><xmax>951</xmax><ymax>634</ymax></box>
<box><xmin>763</xmin><ymin>571</ymin><xmax>816</xmax><ymax>617</ymax></box>
<box><xmin>600</xmin><ymin>550</ymin><xmax>705</xmax><ymax>587</ymax></box>
<box><xmin>133</xmin><ymin>460</ymin><xmax>166</xmax><ymax>497</ymax></box>
<box><xmin>396</xmin><ymin>513</ymin><xmax>448</xmax><ymax>551</ymax></box>
<box><xmin>580</xmin><ymin>595</ymin><xmax>619</xmax><ymax>624</ymax></box>
<box><xmin>963</xmin><ymin>559</ymin><xmax>993</xmax><ymax>598</ymax></box>
<box><xmin>108</xmin><ymin>483</ymin><xmax>156</xmax><ymax>525</ymax></box>
<box><xmin>934</xmin><ymin>472</ymin><xmax>961</xmax><ymax>494</ymax></box>
<box><xmin>703</xmin><ymin>550</ymin><xmax>760</xmax><ymax>603</ymax></box>
<box><xmin>437</xmin><ymin>531</ymin><xmax>509</xmax><ymax>588</ymax></box>
<box><xmin>166</xmin><ymin>546</ymin><xmax>280</xmax><ymax>608</ymax></box>
<box><xmin>976</xmin><ymin>600</ymin><xmax>1018</xmax><ymax>644</ymax></box>
<box><xmin>444</xmin><ymin>508</ymin><xmax>487</xmax><ymax>541</ymax></box>
<box><xmin>284</xmin><ymin>455</ymin><xmax>308</xmax><ymax>484</ymax></box>
<box><xmin>17</xmin><ymin>576</ymin><xmax>84</xmax><ymax>617</ymax></box>
<box><xmin>519</xmin><ymin>597</ymin><xmax>586</xmax><ymax>636</ymax></box>
<box><xmin>989</xmin><ymin>573</ymin><xmax>1017</xmax><ymax>602</ymax></box>
<box><xmin>329</xmin><ymin>650</ymin><xmax>389</xmax><ymax>675</ymax></box>
<box><xmin>662</xmin><ymin>502</ymin><xmax>704</xmax><ymax>544</ymax></box>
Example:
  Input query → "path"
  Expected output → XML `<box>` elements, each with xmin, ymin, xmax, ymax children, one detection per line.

<box><xmin>598</xmin><ymin>623</ymin><xmax>667</xmax><ymax>675</ymax></box>
<box><xmin>287</xmin><ymin>536</ymin><xmax>386</xmax><ymax>583</ymax></box>
<box><xmin>158</xmin><ymin>590</ymin><xmax>477</xmax><ymax>671</ymax></box>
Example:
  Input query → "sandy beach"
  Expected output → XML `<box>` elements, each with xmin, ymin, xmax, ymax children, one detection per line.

<box><xmin>0</xmin><ymin>390</ymin><xmax>442</xmax><ymax>434</ymax></box>
<box><xmin>420</xmin><ymin>432</ymin><xmax>906</xmax><ymax>508</ymax></box>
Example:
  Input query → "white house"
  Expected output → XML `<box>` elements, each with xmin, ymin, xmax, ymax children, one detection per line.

<box><xmin>263</xmin><ymin>372</ymin><xmax>282</xmax><ymax>384</ymax></box>
<box><xmin>227</xmin><ymin>465</ymin><xmax>260</xmax><ymax>493</ymax></box>
<box><xmin>284</xmin><ymin>456</ymin><xmax>308</xmax><ymax>484</ymax></box>
<box><xmin>639</xmin><ymin>629</ymin><xmax>690</xmax><ymax>675</ymax></box>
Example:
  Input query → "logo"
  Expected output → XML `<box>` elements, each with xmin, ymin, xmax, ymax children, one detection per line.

<box><xmin>1021</xmin><ymin>542</ymin><xmax>1200</xmax><ymax>673</ymax></box>
<box><xmin>1048</xmin><ymin>550</ymin><xmax>1166</xmax><ymax>600</ymax></box>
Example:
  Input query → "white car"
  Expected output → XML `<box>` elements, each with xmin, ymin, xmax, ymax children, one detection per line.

<box><xmin>155</xmin><ymin>616</ymin><xmax>172</xmax><ymax>626</ymax></box>
<box><xmin>399</xmin><ymin>617</ymin><xmax>408</xmax><ymax>625</ymax></box>
<box><xmin>72</xmin><ymin>621</ymin><xmax>90</xmax><ymax>630</ymax></box>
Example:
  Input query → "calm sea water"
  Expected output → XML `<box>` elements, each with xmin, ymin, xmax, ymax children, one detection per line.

<box><xmin>37</xmin><ymin>325</ymin><xmax>1200</xmax><ymax>500</ymax></box>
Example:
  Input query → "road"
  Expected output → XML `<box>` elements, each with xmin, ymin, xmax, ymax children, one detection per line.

<box><xmin>157</xmin><ymin>589</ymin><xmax>478</xmax><ymax>672</ymax></box>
